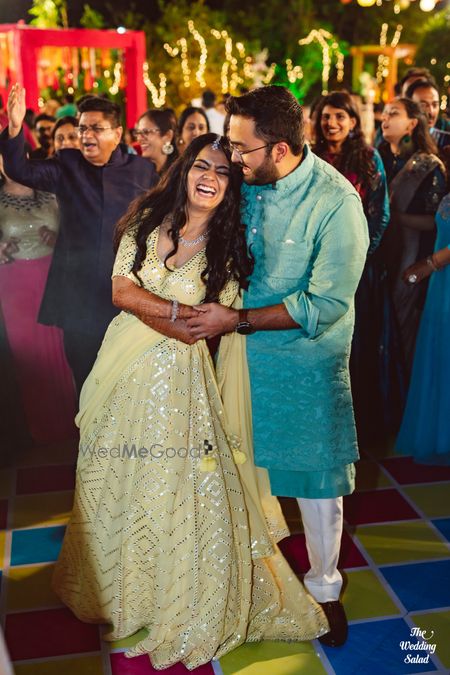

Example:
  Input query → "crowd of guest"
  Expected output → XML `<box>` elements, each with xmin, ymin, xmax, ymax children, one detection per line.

<box><xmin>0</xmin><ymin>74</ymin><xmax>448</xmax><ymax>468</ymax></box>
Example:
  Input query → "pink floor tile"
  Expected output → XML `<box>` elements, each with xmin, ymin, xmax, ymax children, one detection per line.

<box><xmin>344</xmin><ymin>489</ymin><xmax>419</xmax><ymax>525</ymax></box>
<box><xmin>5</xmin><ymin>607</ymin><xmax>100</xmax><ymax>660</ymax></box>
<box><xmin>110</xmin><ymin>652</ymin><xmax>215</xmax><ymax>674</ymax></box>
<box><xmin>16</xmin><ymin>465</ymin><xmax>76</xmax><ymax>495</ymax></box>
<box><xmin>382</xmin><ymin>456</ymin><xmax>450</xmax><ymax>485</ymax></box>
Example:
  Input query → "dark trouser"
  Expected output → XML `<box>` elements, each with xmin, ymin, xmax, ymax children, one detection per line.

<box><xmin>63</xmin><ymin>329</ymin><xmax>106</xmax><ymax>397</ymax></box>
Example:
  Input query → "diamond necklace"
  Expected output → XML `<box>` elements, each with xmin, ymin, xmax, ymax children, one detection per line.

<box><xmin>179</xmin><ymin>232</ymin><xmax>207</xmax><ymax>248</ymax></box>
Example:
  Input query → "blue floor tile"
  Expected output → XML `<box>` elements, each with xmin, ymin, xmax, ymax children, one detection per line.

<box><xmin>380</xmin><ymin>560</ymin><xmax>450</xmax><ymax>612</ymax></box>
<box><xmin>322</xmin><ymin>618</ymin><xmax>438</xmax><ymax>675</ymax></box>
<box><xmin>432</xmin><ymin>518</ymin><xmax>450</xmax><ymax>543</ymax></box>
<box><xmin>11</xmin><ymin>526</ymin><xmax>66</xmax><ymax>566</ymax></box>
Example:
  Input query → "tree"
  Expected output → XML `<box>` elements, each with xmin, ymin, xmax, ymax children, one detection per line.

<box><xmin>28</xmin><ymin>0</ymin><xmax>68</xmax><ymax>28</ymax></box>
<box><xmin>414</xmin><ymin>7</ymin><xmax>450</xmax><ymax>95</ymax></box>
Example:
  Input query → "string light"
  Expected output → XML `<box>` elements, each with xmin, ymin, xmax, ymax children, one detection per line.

<box><xmin>143</xmin><ymin>62</ymin><xmax>167</xmax><ymax>108</ymax></box>
<box><xmin>298</xmin><ymin>29</ymin><xmax>344</xmax><ymax>94</ymax></box>
<box><xmin>359</xmin><ymin>0</ymin><xmax>439</xmax><ymax>10</ymax></box>
<box><xmin>286</xmin><ymin>59</ymin><xmax>304</xmax><ymax>84</ymax></box>
<box><xmin>376</xmin><ymin>23</ymin><xmax>402</xmax><ymax>84</ymax></box>
<box><xmin>336</xmin><ymin>51</ymin><xmax>345</xmax><ymax>82</ymax></box>
<box><xmin>262</xmin><ymin>63</ymin><xmax>277</xmax><ymax>85</ymax></box>
<box><xmin>109</xmin><ymin>62</ymin><xmax>121</xmax><ymax>95</ymax></box>
<box><xmin>441</xmin><ymin>95</ymin><xmax>448</xmax><ymax>111</ymax></box>
<box><xmin>419</xmin><ymin>0</ymin><xmax>436</xmax><ymax>10</ymax></box>
<box><xmin>188</xmin><ymin>20</ymin><xmax>207</xmax><ymax>89</ymax></box>
<box><xmin>163</xmin><ymin>43</ymin><xmax>179</xmax><ymax>57</ymax></box>
<box><xmin>211</xmin><ymin>29</ymin><xmax>235</xmax><ymax>93</ymax></box>
<box><xmin>236</xmin><ymin>42</ymin><xmax>246</xmax><ymax>59</ymax></box>
<box><xmin>391</xmin><ymin>24</ymin><xmax>403</xmax><ymax>48</ymax></box>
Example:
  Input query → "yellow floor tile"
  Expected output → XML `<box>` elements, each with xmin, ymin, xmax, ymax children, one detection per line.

<box><xmin>355</xmin><ymin>459</ymin><xmax>393</xmax><ymax>491</ymax></box>
<box><xmin>0</xmin><ymin>468</ymin><xmax>14</xmax><ymax>498</ymax></box>
<box><xmin>410</xmin><ymin>610</ymin><xmax>450</xmax><ymax>669</ymax></box>
<box><xmin>356</xmin><ymin>521</ymin><xmax>449</xmax><ymax>564</ymax></box>
<box><xmin>14</xmin><ymin>654</ymin><xmax>103</xmax><ymax>675</ymax></box>
<box><xmin>403</xmin><ymin>483</ymin><xmax>450</xmax><ymax>518</ymax></box>
<box><xmin>342</xmin><ymin>569</ymin><xmax>400</xmax><ymax>620</ymax></box>
<box><xmin>220</xmin><ymin>641</ymin><xmax>326</xmax><ymax>675</ymax></box>
<box><xmin>6</xmin><ymin>564</ymin><xmax>62</xmax><ymax>611</ymax></box>
<box><xmin>11</xmin><ymin>491</ymin><xmax>74</xmax><ymax>529</ymax></box>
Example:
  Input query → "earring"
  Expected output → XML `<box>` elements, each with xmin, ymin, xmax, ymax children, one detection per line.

<box><xmin>399</xmin><ymin>133</ymin><xmax>414</xmax><ymax>157</ymax></box>
<box><xmin>162</xmin><ymin>141</ymin><xmax>174</xmax><ymax>155</ymax></box>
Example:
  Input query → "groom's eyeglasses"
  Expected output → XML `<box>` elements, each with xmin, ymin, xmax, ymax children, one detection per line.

<box><xmin>229</xmin><ymin>143</ymin><xmax>273</xmax><ymax>161</ymax></box>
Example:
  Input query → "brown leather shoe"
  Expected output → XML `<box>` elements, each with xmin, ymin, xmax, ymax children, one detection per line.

<box><xmin>318</xmin><ymin>600</ymin><xmax>348</xmax><ymax>647</ymax></box>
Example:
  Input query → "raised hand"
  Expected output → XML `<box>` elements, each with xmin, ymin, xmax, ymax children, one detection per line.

<box><xmin>7</xmin><ymin>84</ymin><xmax>26</xmax><ymax>138</ymax></box>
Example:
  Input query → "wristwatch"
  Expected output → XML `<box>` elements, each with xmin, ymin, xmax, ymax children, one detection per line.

<box><xmin>235</xmin><ymin>309</ymin><xmax>254</xmax><ymax>335</ymax></box>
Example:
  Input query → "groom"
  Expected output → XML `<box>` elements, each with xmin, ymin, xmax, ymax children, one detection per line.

<box><xmin>187</xmin><ymin>86</ymin><xmax>368</xmax><ymax>647</ymax></box>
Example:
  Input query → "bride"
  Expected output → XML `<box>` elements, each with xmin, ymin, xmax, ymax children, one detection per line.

<box><xmin>53</xmin><ymin>133</ymin><xmax>327</xmax><ymax>670</ymax></box>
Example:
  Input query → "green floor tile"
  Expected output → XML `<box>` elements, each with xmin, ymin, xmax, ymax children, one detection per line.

<box><xmin>356</xmin><ymin>521</ymin><xmax>449</xmax><ymax>564</ymax></box>
<box><xmin>410</xmin><ymin>611</ymin><xmax>450</xmax><ymax>669</ymax></box>
<box><xmin>108</xmin><ymin>627</ymin><xmax>149</xmax><ymax>649</ymax></box>
<box><xmin>342</xmin><ymin>569</ymin><xmax>400</xmax><ymax>620</ymax></box>
<box><xmin>403</xmin><ymin>483</ymin><xmax>450</xmax><ymax>518</ymax></box>
<box><xmin>355</xmin><ymin>459</ymin><xmax>393</xmax><ymax>491</ymax></box>
<box><xmin>14</xmin><ymin>655</ymin><xmax>103</xmax><ymax>675</ymax></box>
<box><xmin>220</xmin><ymin>641</ymin><xmax>326</xmax><ymax>675</ymax></box>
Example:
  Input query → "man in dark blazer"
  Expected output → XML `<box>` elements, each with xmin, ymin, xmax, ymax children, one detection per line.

<box><xmin>1</xmin><ymin>84</ymin><xmax>157</xmax><ymax>393</ymax></box>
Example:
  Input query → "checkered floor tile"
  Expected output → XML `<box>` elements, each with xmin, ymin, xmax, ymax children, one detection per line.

<box><xmin>1</xmin><ymin>438</ymin><xmax>449</xmax><ymax>674</ymax></box>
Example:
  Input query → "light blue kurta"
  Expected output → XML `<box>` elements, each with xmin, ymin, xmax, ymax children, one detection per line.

<box><xmin>242</xmin><ymin>145</ymin><xmax>369</xmax><ymax>498</ymax></box>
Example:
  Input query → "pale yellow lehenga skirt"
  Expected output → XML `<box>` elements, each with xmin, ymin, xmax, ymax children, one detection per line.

<box><xmin>53</xmin><ymin>310</ymin><xmax>328</xmax><ymax>670</ymax></box>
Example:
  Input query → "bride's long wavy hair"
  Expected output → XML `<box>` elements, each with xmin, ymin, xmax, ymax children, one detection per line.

<box><xmin>114</xmin><ymin>133</ymin><xmax>253</xmax><ymax>302</ymax></box>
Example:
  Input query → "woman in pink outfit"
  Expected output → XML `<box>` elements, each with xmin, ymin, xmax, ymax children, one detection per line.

<box><xmin>0</xmin><ymin>154</ymin><xmax>76</xmax><ymax>443</ymax></box>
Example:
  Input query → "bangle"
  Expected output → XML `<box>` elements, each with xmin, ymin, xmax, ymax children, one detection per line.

<box><xmin>170</xmin><ymin>299</ymin><xmax>179</xmax><ymax>322</ymax></box>
<box><xmin>426</xmin><ymin>255</ymin><xmax>439</xmax><ymax>272</ymax></box>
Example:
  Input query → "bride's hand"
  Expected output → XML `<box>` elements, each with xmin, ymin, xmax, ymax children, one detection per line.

<box><xmin>178</xmin><ymin>304</ymin><xmax>201</xmax><ymax>320</ymax></box>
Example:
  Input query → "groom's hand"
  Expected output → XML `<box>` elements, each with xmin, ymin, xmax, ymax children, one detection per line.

<box><xmin>187</xmin><ymin>303</ymin><xmax>239</xmax><ymax>339</ymax></box>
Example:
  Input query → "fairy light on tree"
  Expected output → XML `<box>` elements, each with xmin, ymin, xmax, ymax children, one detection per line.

<box><xmin>376</xmin><ymin>23</ymin><xmax>402</xmax><ymax>84</ymax></box>
<box><xmin>262</xmin><ymin>63</ymin><xmax>277</xmax><ymax>85</ymax></box>
<box><xmin>211</xmin><ymin>29</ymin><xmax>235</xmax><ymax>93</ymax></box>
<box><xmin>286</xmin><ymin>59</ymin><xmax>304</xmax><ymax>84</ymax></box>
<box><xmin>109</xmin><ymin>61</ymin><xmax>121</xmax><ymax>95</ymax></box>
<box><xmin>188</xmin><ymin>20</ymin><xmax>207</xmax><ymax>89</ymax></box>
<box><xmin>163</xmin><ymin>37</ymin><xmax>190</xmax><ymax>88</ymax></box>
<box><xmin>143</xmin><ymin>62</ymin><xmax>167</xmax><ymax>108</ymax></box>
<box><xmin>298</xmin><ymin>29</ymin><xmax>345</xmax><ymax>94</ymax></box>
